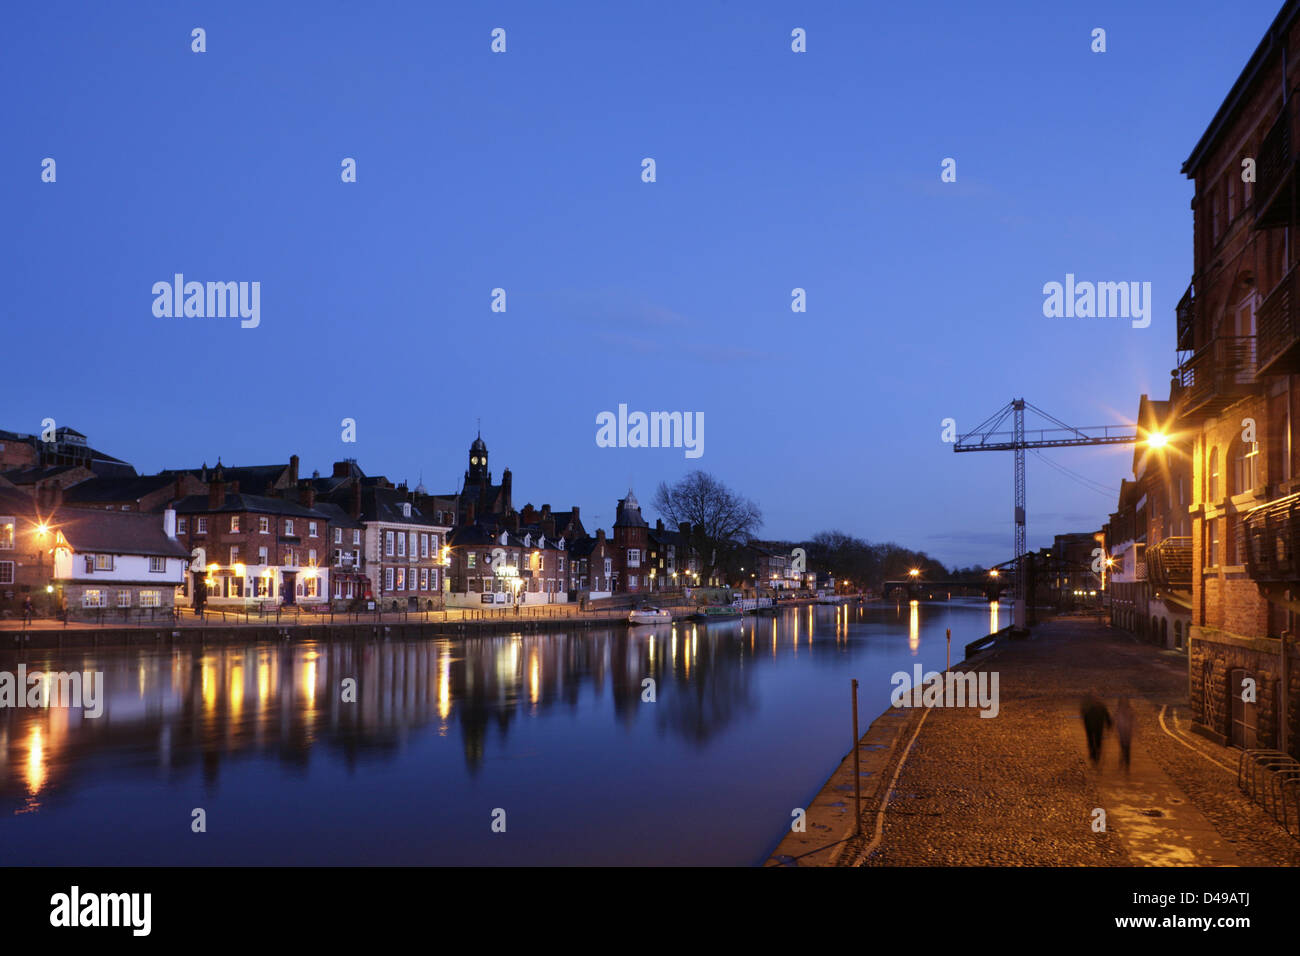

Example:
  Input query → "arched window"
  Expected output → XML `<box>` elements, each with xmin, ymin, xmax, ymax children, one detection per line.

<box><xmin>1231</xmin><ymin>437</ymin><xmax>1259</xmax><ymax>494</ymax></box>
<box><xmin>1208</xmin><ymin>446</ymin><xmax>1220</xmax><ymax>501</ymax></box>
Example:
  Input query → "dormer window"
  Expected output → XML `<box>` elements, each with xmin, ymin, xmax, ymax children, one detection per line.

<box><xmin>402</xmin><ymin>503</ymin><xmax>411</xmax><ymax>518</ymax></box>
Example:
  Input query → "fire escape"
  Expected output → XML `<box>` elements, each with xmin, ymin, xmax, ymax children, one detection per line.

<box><xmin>1244</xmin><ymin>84</ymin><xmax>1300</xmax><ymax>606</ymax></box>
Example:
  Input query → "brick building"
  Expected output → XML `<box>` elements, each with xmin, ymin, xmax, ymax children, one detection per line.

<box><xmin>1178</xmin><ymin>0</ymin><xmax>1300</xmax><ymax>754</ymax></box>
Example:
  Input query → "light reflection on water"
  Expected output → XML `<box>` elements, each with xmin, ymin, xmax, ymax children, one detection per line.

<box><xmin>0</xmin><ymin>599</ymin><xmax>1003</xmax><ymax>865</ymax></box>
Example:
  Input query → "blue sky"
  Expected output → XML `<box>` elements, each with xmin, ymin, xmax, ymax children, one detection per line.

<box><xmin>0</xmin><ymin>0</ymin><xmax>1282</xmax><ymax>566</ymax></box>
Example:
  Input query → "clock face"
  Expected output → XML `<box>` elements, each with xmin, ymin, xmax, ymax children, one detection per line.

<box><xmin>471</xmin><ymin>456</ymin><xmax>478</xmax><ymax>465</ymax></box>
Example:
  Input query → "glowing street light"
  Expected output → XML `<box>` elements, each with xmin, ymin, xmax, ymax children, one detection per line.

<box><xmin>1147</xmin><ymin>431</ymin><xmax>1168</xmax><ymax>449</ymax></box>
<box><xmin>908</xmin><ymin>568</ymin><xmax>920</xmax><ymax>579</ymax></box>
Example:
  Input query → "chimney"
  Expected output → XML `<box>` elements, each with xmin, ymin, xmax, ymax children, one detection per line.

<box><xmin>229</xmin><ymin>480</ymin><xmax>240</xmax><ymax>495</ymax></box>
<box><xmin>208</xmin><ymin>476</ymin><xmax>225</xmax><ymax>510</ymax></box>
<box><xmin>163</xmin><ymin>508</ymin><xmax>177</xmax><ymax>539</ymax></box>
<box><xmin>656</xmin><ymin>518</ymin><xmax>664</xmax><ymax>532</ymax></box>
<box><xmin>596</xmin><ymin>528</ymin><xmax>606</xmax><ymax>542</ymax></box>
<box><xmin>350</xmin><ymin>482</ymin><xmax>362</xmax><ymax>520</ymax></box>
<box><xmin>299</xmin><ymin>483</ymin><xmax>316</xmax><ymax>509</ymax></box>
<box><xmin>572</xmin><ymin>506</ymin><xmax>580</xmax><ymax>519</ymax></box>
<box><xmin>289</xmin><ymin>454</ymin><xmax>300</xmax><ymax>485</ymax></box>
<box><xmin>333</xmin><ymin>461</ymin><xmax>350</xmax><ymax>478</ymax></box>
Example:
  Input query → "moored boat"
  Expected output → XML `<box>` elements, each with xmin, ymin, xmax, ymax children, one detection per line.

<box><xmin>628</xmin><ymin>607</ymin><xmax>673</xmax><ymax>625</ymax></box>
<box><xmin>690</xmin><ymin>605</ymin><xmax>743</xmax><ymax>622</ymax></box>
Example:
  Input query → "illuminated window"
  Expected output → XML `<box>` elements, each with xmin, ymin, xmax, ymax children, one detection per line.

<box><xmin>230</xmin><ymin>516</ymin><xmax>240</xmax><ymax>532</ymax></box>
<box><xmin>117</xmin><ymin>590</ymin><xmax>131</xmax><ymax>608</ymax></box>
<box><xmin>140</xmin><ymin>590</ymin><xmax>162</xmax><ymax>607</ymax></box>
<box><xmin>259</xmin><ymin>516</ymin><xmax>270</xmax><ymax>534</ymax></box>
<box><xmin>94</xmin><ymin>553</ymin><xmax>114</xmax><ymax>571</ymax></box>
<box><xmin>83</xmin><ymin>589</ymin><xmax>105</xmax><ymax>608</ymax></box>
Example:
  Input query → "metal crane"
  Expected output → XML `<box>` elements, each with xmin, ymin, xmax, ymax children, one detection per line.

<box><xmin>954</xmin><ymin>399</ymin><xmax>1138</xmax><ymax>629</ymax></box>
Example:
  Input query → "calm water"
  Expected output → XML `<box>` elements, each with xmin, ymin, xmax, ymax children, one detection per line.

<box><xmin>0</xmin><ymin>598</ymin><xmax>1004</xmax><ymax>865</ymax></box>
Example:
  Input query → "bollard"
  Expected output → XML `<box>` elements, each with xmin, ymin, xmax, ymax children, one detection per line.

<box><xmin>946</xmin><ymin>628</ymin><xmax>951</xmax><ymax>672</ymax></box>
<box><xmin>852</xmin><ymin>678</ymin><xmax>861</xmax><ymax>835</ymax></box>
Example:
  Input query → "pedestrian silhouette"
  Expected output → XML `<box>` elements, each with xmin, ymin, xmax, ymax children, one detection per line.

<box><xmin>1115</xmin><ymin>697</ymin><xmax>1135</xmax><ymax>771</ymax></box>
<box><xmin>22</xmin><ymin>596</ymin><xmax>33</xmax><ymax>626</ymax></box>
<box><xmin>1080</xmin><ymin>694</ymin><xmax>1112</xmax><ymax>765</ymax></box>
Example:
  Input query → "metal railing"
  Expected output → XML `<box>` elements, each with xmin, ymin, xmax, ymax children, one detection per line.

<box><xmin>1244</xmin><ymin>491</ymin><xmax>1300</xmax><ymax>582</ymax></box>
<box><xmin>1258</xmin><ymin>263</ymin><xmax>1300</xmax><ymax>374</ymax></box>
<box><xmin>1175</xmin><ymin>335</ymin><xmax>1258</xmax><ymax>412</ymax></box>
<box><xmin>1237</xmin><ymin>748</ymin><xmax>1300</xmax><ymax>839</ymax></box>
<box><xmin>1146</xmin><ymin>537</ymin><xmax>1192</xmax><ymax>591</ymax></box>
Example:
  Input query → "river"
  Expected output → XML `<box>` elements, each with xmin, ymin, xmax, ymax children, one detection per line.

<box><xmin>0</xmin><ymin>598</ymin><xmax>1005</xmax><ymax>865</ymax></box>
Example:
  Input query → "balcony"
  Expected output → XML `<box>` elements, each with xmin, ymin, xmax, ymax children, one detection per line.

<box><xmin>1176</xmin><ymin>285</ymin><xmax>1195</xmax><ymax>353</ymax></box>
<box><xmin>1146</xmin><ymin>537</ymin><xmax>1192</xmax><ymax>592</ymax></box>
<box><xmin>1244</xmin><ymin>492</ymin><xmax>1300</xmax><ymax>583</ymax></box>
<box><xmin>1257</xmin><ymin>263</ymin><xmax>1300</xmax><ymax>375</ymax></box>
<box><xmin>1174</xmin><ymin>335</ymin><xmax>1258</xmax><ymax>419</ymax></box>
<box><xmin>1254</xmin><ymin>93</ymin><xmax>1300</xmax><ymax>230</ymax></box>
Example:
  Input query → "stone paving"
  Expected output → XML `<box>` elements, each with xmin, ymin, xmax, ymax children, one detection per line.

<box><xmin>834</xmin><ymin>615</ymin><xmax>1300</xmax><ymax>867</ymax></box>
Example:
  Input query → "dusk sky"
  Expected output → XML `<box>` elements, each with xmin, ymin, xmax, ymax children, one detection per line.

<box><xmin>1</xmin><ymin>0</ymin><xmax>1281</xmax><ymax>567</ymax></box>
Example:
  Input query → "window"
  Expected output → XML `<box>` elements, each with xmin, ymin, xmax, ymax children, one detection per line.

<box><xmin>309</xmin><ymin>521</ymin><xmax>318</xmax><ymax>537</ymax></box>
<box><xmin>258</xmin><ymin>546</ymin><xmax>268</xmax><ymax>564</ymax></box>
<box><xmin>140</xmin><ymin>590</ymin><xmax>161</xmax><ymax>607</ymax></box>
<box><xmin>196</xmin><ymin>518</ymin><xmax>208</xmax><ymax>534</ymax></box>
<box><xmin>430</xmin><ymin>569</ymin><xmax>438</xmax><ymax>590</ymax></box>
<box><xmin>308</xmin><ymin>548</ymin><xmax>317</xmax><ymax>566</ymax></box>
<box><xmin>259</xmin><ymin>516</ymin><xmax>270</xmax><ymax>534</ymax></box>
<box><xmin>305</xmin><ymin>577</ymin><xmax>319</xmax><ymax>598</ymax></box>
<box><xmin>431</xmin><ymin>534</ymin><xmax>439</xmax><ymax>553</ymax></box>
<box><xmin>83</xmin><ymin>589</ymin><xmax>105</xmax><ymax>608</ymax></box>
<box><xmin>229</xmin><ymin>546</ymin><xmax>240</xmax><ymax>565</ymax></box>
<box><xmin>334</xmin><ymin>579</ymin><xmax>343</xmax><ymax>599</ymax></box>
<box><xmin>604</xmin><ymin>558</ymin><xmax>612</xmax><ymax>577</ymax></box>
<box><xmin>468</xmin><ymin>553</ymin><xmax>477</xmax><ymax>569</ymax></box>
<box><xmin>94</xmin><ymin>553</ymin><xmax>114</xmax><ymax>571</ymax></box>
<box><xmin>558</xmin><ymin>556</ymin><xmax>565</xmax><ymax>573</ymax></box>
<box><xmin>421</xmin><ymin>534</ymin><xmax>429</xmax><ymax>558</ymax></box>
<box><xmin>352</xmin><ymin>529</ymin><xmax>361</xmax><ymax>546</ymax></box>
<box><xmin>1232</xmin><ymin>514</ymin><xmax>1248</xmax><ymax>566</ymax></box>
<box><xmin>230</xmin><ymin>516</ymin><xmax>240</xmax><ymax>532</ymax></box>
<box><xmin>1233</xmin><ymin>439</ymin><xmax>1259</xmax><ymax>494</ymax></box>
<box><xmin>420</xmin><ymin>568</ymin><xmax>429</xmax><ymax>590</ymax></box>
<box><xmin>177</xmin><ymin>518</ymin><xmax>188</xmax><ymax>534</ymax></box>
<box><xmin>255</xmin><ymin>576</ymin><xmax>271</xmax><ymax>597</ymax></box>
<box><xmin>285</xmin><ymin>519</ymin><xmax>294</xmax><ymax>535</ymax></box>
<box><xmin>386</xmin><ymin>531</ymin><xmax>395</xmax><ymax>556</ymax></box>
<box><xmin>396</xmin><ymin>568</ymin><xmax>406</xmax><ymax>591</ymax></box>
<box><xmin>628</xmin><ymin>548</ymin><xmax>641</xmax><ymax>568</ymax></box>
<box><xmin>117</xmin><ymin>589</ymin><xmax>131</xmax><ymax>608</ymax></box>
<box><xmin>1208</xmin><ymin>447</ymin><xmax>1220</xmax><ymax>502</ymax></box>
<box><xmin>150</xmin><ymin>556</ymin><xmax>167</xmax><ymax>573</ymax></box>
<box><xmin>402</xmin><ymin>503</ymin><xmax>411</xmax><ymax>518</ymax></box>
<box><xmin>410</xmin><ymin>532</ymin><xmax>417</xmax><ymax>558</ymax></box>
<box><xmin>0</xmin><ymin>561</ymin><xmax>13</xmax><ymax>584</ymax></box>
<box><xmin>334</xmin><ymin>527</ymin><xmax>342</xmax><ymax>544</ymax></box>
<box><xmin>283</xmin><ymin>549</ymin><xmax>295</xmax><ymax>567</ymax></box>
<box><xmin>1207</xmin><ymin>518</ymin><xmax>1221</xmax><ymax>567</ymax></box>
<box><xmin>384</xmin><ymin>567</ymin><xmax>394</xmax><ymax>591</ymax></box>
<box><xmin>397</xmin><ymin>533</ymin><xmax>406</xmax><ymax>557</ymax></box>
<box><xmin>629</xmin><ymin>575</ymin><xmax>638</xmax><ymax>588</ymax></box>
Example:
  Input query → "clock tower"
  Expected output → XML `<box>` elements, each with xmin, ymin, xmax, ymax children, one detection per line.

<box><xmin>468</xmin><ymin>433</ymin><xmax>489</xmax><ymax>484</ymax></box>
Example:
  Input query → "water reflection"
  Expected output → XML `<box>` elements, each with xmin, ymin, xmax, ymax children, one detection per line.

<box><xmin>0</xmin><ymin>600</ymin><xmax>1005</xmax><ymax>863</ymax></box>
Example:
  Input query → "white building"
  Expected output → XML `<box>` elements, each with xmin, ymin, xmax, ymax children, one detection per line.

<box><xmin>52</xmin><ymin>508</ymin><xmax>189</xmax><ymax>618</ymax></box>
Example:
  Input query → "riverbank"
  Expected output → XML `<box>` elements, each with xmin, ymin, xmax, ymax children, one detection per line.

<box><xmin>0</xmin><ymin>596</ymin><xmax>841</xmax><ymax>650</ymax></box>
<box><xmin>767</xmin><ymin>615</ymin><xmax>1300</xmax><ymax>867</ymax></box>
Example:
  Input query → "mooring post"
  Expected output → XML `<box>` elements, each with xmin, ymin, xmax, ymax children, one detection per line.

<box><xmin>852</xmin><ymin>678</ymin><xmax>861</xmax><ymax>834</ymax></box>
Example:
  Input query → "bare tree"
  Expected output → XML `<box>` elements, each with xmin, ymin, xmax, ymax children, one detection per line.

<box><xmin>653</xmin><ymin>471</ymin><xmax>763</xmax><ymax>582</ymax></box>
